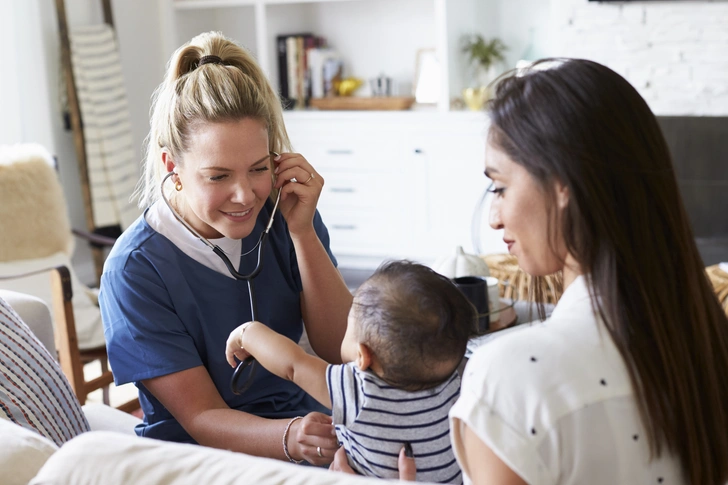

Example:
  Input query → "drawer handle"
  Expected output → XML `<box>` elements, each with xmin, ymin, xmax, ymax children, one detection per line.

<box><xmin>330</xmin><ymin>187</ymin><xmax>355</xmax><ymax>193</ymax></box>
<box><xmin>331</xmin><ymin>224</ymin><xmax>357</xmax><ymax>230</ymax></box>
<box><xmin>327</xmin><ymin>149</ymin><xmax>354</xmax><ymax>155</ymax></box>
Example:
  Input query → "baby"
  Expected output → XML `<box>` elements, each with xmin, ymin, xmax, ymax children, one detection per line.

<box><xmin>225</xmin><ymin>260</ymin><xmax>477</xmax><ymax>483</ymax></box>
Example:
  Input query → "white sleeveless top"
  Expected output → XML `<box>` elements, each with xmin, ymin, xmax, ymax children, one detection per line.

<box><xmin>449</xmin><ymin>275</ymin><xmax>685</xmax><ymax>485</ymax></box>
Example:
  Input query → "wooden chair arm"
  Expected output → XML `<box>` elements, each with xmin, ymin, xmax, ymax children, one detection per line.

<box><xmin>50</xmin><ymin>265</ymin><xmax>86</xmax><ymax>402</ymax></box>
<box><xmin>72</xmin><ymin>228</ymin><xmax>117</xmax><ymax>247</ymax></box>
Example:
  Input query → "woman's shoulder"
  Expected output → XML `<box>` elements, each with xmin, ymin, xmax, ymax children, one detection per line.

<box><xmin>462</xmin><ymin>301</ymin><xmax>633</xmax><ymax>429</ymax></box>
<box><xmin>105</xmin><ymin>211</ymin><xmax>176</xmax><ymax>272</ymax></box>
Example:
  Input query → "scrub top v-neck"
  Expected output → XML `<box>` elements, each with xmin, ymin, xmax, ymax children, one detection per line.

<box><xmin>99</xmin><ymin>199</ymin><xmax>335</xmax><ymax>442</ymax></box>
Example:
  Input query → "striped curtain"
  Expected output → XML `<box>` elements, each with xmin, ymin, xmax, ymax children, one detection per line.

<box><xmin>68</xmin><ymin>24</ymin><xmax>139</xmax><ymax>230</ymax></box>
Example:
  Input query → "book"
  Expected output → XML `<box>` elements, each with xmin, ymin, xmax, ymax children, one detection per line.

<box><xmin>275</xmin><ymin>35</ymin><xmax>291</xmax><ymax>106</ymax></box>
<box><xmin>276</xmin><ymin>33</ymin><xmax>325</xmax><ymax>109</ymax></box>
<box><xmin>307</xmin><ymin>47</ymin><xmax>339</xmax><ymax>99</ymax></box>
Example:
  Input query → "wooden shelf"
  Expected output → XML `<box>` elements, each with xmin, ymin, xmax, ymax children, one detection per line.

<box><xmin>174</xmin><ymin>0</ymin><xmax>254</xmax><ymax>9</ymax></box>
<box><xmin>173</xmin><ymin>0</ymin><xmax>360</xmax><ymax>9</ymax></box>
<box><xmin>308</xmin><ymin>96</ymin><xmax>416</xmax><ymax>111</ymax></box>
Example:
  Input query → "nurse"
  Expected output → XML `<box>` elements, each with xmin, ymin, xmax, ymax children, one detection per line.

<box><xmin>98</xmin><ymin>31</ymin><xmax>352</xmax><ymax>466</ymax></box>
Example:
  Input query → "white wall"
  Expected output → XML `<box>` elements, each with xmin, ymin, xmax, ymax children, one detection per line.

<box><xmin>0</xmin><ymin>0</ymin><xmax>21</xmax><ymax>145</ymax></box>
<box><xmin>551</xmin><ymin>0</ymin><xmax>728</xmax><ymax>115</ymax></box>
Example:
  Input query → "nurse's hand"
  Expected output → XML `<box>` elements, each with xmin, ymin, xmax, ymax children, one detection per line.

<box><xmin>273</xmin><ymin>152</ymin><xmax>323</xmax><ymax>236</ymax></box>
<box><xmin>287</xmin><ymin>411</ymin><xmax>338</xmax><ymax>466</ymax></box>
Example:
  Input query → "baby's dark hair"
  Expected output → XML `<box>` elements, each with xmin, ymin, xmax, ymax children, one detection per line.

<box><xmin>352</xmin><ymin>260</ymin><xmax>479</xmax><ymax>391</ymax></box>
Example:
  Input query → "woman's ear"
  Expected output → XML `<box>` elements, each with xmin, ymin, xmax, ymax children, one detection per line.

<box><xmin>162</xmin><ymin>149</ymin><xmax>177</xmax><ymax>176</ymax></box>
<box><xmin>556</xmin><ymin>180</ymin><xmax>570</xmax><ymax>210</ymax></box>
<box><xmin>356</xmin><ymin>343</ymin><xmax>373</xmax><ymax>371</ymax></box>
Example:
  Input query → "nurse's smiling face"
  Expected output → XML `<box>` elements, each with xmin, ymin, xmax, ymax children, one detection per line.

<box><xmin>164</xmin><ymin>118</ymin><xmax>273</xmax><ymax>240</ymax></box>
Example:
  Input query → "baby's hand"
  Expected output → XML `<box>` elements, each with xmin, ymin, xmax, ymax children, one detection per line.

<box><xmin>225</xmin><ymin>321</ymin><xmax>254</xmax><ymax>368</ymax></box>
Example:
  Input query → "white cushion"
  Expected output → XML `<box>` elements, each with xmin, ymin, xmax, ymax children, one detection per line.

<box><xmin>0</xmin><ymin>415</ymin><xmax>58</xmax><ymax>485</ymax></box>
<box><xmin>0</xmin><ymin>144</ymin><xmax>73</xmax><ymax>262</ymax></box>
<box><xmin>82</xmin><ymin>403</ymin><xmax>141</xmax><ymax>434</ymax></box>
<box><xmin>0</xmin><ymin>252</ymin><xmax>105</xmax><ymax>350</ymax></box>
<box><xmin>0</xmin><ymin>290</ymin><xmax>56</xmax><ymax>359</ymax></box>
<box><xmin>32</xmin><ymin>432</ymin><xmax>402</xmax><ymax>485</ymax></box>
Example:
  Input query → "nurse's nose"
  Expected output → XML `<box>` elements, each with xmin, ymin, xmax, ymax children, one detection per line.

<box><xmin>230</xmin><ymin>178</ymin><xmax>254</xmax><ymax>205</ymax></box>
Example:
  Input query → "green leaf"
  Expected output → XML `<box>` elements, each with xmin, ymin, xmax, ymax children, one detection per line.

<box><xmin>461</xmin><ymin>34</ymin><xmax>507</xmax><ymax>71</ymax></box>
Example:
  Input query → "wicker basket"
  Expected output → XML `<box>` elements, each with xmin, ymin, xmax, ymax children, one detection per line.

<box><xmin>707</xmin><ymin>265</ymin><xmax>728</xmax><ymax>317</ymax></box>
<box><xmin>482</xmin><ymin>256</ymin><xmax>728</xmax><ymax>316</ymax></box>
<box><xmin>481</xmin><ymin>254</ymin><xmax>563</xmax><ymax>304</ymax></box>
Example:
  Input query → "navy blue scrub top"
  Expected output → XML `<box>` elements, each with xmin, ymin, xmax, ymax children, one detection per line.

<box><xmin>99</xmin><ymin>199</ymin><xmax>335</xmax><ymax>442</ymax></box>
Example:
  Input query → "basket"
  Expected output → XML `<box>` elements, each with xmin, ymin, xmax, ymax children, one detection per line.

<box><xmin>706</xmin><ymin>265</ymin><xmax>728</xmax><ymax>317</ymax></box>
<box><xmin>481</xmin><ymin>257</ymin><xmax>728</xmax><ymax>316</ymax></box>
<box><xmin>481</xmin><ymin>254</ymin><xmax>563</xmax><ymax>304</ymax></box>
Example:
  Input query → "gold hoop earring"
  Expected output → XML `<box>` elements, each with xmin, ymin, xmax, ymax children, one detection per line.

<box><xmin>175</xmin><ymin>181</ymin><xmax>183</xmax><ymax>191</ymax></box>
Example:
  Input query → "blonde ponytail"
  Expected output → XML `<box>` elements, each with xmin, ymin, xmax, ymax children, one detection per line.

<box><xmin>135</xmin><ymin>31</ymin><xmax>290</xmax><ymax>209</ymax></box>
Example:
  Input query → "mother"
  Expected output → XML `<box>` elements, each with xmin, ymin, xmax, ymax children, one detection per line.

<box><xmin>337</xmin><ymin>59</ymin><xmax>728</xmax><ymax>484</ymax></box>
<box><xmin>451</xmin><ymin>59</ymin><xmax>728</xmax><ymax>485</ymax></box>
<box><xmin>99</xmin><ymin>32</ymin><xmax>351</xmax><ymax>465</ymax></box>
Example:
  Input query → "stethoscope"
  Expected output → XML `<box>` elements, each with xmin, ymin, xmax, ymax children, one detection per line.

<box><xmin>160</xmin><ymin>151</ymin><xmax>281</xmax><ymax>395</ymax></box>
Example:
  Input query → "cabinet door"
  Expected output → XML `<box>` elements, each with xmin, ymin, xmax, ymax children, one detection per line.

<box><xmin>284</xmin><ymin>115</ymin><xmax>503</xmax><ymax>267</ymax></box>
<box><xmin>287</xmin><ymin>120</ymin><xmax>427</xmax><ymax>261</ymax></box>
<box><xmin>406</xmin><ymin>126</ymin><xmax>506</xmax><ymax>261</ymax></box>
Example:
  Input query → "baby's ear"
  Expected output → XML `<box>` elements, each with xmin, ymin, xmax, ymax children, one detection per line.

<box><xmin>356</xmin><ymin>343</ymin><xmax>373</xmax><ymax>371</ymax></box>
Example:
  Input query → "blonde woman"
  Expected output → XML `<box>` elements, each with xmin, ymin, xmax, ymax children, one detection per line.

<box><xmin>99</xmin><ymin>32</ymin><xmax>351</xmax><ymax>465</ymax></box>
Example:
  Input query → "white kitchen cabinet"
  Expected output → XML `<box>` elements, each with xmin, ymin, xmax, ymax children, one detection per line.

<box><xmin>284</xmin><ymin>111</ymin><xmax>506</xmax><ymax>268</ymax></box>
<box><xmin>161</xmin><ymin>0</ymin><xmax>490</xmax><ymax>111</ymax></box>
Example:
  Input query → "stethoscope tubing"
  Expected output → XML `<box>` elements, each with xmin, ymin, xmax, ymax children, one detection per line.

<box><xmin>159</xmin><ymin>160</ymin><xmax>282</xmax><ymax>395</ymax></box>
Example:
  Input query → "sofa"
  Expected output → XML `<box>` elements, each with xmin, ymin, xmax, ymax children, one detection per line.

<box><xmin>0</xmin><ymin>290</ymin><xmax>394</xmax><ymax>485</ymax></box>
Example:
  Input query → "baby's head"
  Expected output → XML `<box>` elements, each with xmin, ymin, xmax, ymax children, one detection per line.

<box><xmin>341</xmin><ymin>260</ymin><xmax>478</xmax><ymax>391</ymax></box>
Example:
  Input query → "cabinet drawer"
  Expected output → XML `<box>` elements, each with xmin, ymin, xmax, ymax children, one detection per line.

<box><xmin>321</xmin><ymin>209</ymin><xmax>413</xmax><ymax>254</ymax></box>
<box><xmin>292</xmin><ymin>135</ymin><xmax>402</xmax><ymax>172</ymax></box>
<box><xmin>318</xmin><ymin>172</ymin><xmax>402</xmax><ymax>210</ymax></box>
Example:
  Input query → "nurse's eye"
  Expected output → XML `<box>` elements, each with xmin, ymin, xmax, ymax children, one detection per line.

<box><xmin>209</xmin><ymin>174</ymin><xmax>228</xmax><ymax>182</ymax></box>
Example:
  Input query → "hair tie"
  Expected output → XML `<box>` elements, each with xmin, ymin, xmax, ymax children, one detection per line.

<box><xmin>198</xmin><ymin>55</ymin><xmax>223</xmax><ymax>67</ymax></box>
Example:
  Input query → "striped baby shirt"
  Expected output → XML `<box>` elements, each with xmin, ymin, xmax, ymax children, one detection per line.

<box><xmin>0</xmin><ymin>297</ymin><xmax>89</xmax><ymax>445</ymax></box>
<box><xmin>327</xmin><ymin>362</ymin><xmax>462</xmax><ymax>483</ymax></box>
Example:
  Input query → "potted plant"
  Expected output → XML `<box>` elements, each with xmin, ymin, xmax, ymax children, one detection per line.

<box><xmin>460</xmin><ymin>34</ymin><xmax>507</xmax><ymax>110</ymax></box>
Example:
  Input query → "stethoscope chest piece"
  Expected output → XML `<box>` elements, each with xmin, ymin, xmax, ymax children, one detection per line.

<box><xmin>231</xmin><ymin>356</ymin><xmax>258</xmax><ymax>395</ymax></box>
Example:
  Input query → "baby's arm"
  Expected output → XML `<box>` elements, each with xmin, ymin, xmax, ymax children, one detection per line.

<box><xmin>225</xmin><ymin>321</ymin><xmax>331</xmax><ymax>409</ymax></box>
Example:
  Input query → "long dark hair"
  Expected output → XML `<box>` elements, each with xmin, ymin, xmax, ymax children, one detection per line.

<box><xmin>488</xmin><ymin>58</ymin><xmax>728</xmax><ymax>485</ymax></box>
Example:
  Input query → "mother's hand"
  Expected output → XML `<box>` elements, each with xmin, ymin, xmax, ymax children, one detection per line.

<box><xmin>288</xmin><ymin>412</ymin><xmax>338</xmax><ymax>466</ymax></box>
<box><xmin>329</xmin><ymin>444</ymin><xmax>417</xmax><ymax>480</ymax></box>
<box><xmin>273</xmin><ymin>153</ymin><xmax>323</xmax><ymax>236</ymax></box>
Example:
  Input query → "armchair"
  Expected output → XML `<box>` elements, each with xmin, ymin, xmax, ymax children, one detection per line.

<box><xmin>0</xmin><ymin>143</ymin><xmax>137</xmax><ymax>412</ymax></box>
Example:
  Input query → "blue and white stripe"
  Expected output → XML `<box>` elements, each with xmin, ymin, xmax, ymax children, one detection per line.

<box><xmin>327</xmin><ymin>362</ymin><xmax>462</xmax><ymax>483</ymax></box>
<box><xmin>0</xmin><ymin>298</ymin><xmax>89</xmax><ymax>446</ymax></box>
